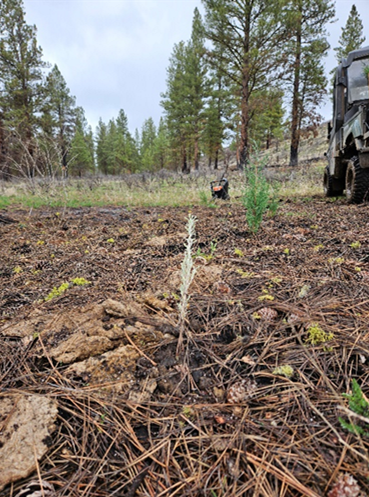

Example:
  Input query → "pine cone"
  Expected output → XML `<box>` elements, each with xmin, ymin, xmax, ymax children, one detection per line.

<box><xmin>227</xmin><ymin>379</ymin><xmax>257</xmax><ymax>404</ymax></box>
<box><xmin>258</xmin><ymin>307</ymin><xmax>278</xmax><ymax>321</ymax></box>
<box><xmin>328</xmin><ymin>473</ymin><xmax>362</xmax><ymax>497</ymax></box>
<box><xmin>287</xmin><ymin>313</ymin><xmax>303</xmax><ymax>325</ymax></box>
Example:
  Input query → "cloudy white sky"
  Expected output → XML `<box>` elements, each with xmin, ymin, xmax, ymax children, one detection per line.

<box><xmin>22</xmin><ymin>0</ymin><xmax>369</xmax><ymax>134</ymax></box>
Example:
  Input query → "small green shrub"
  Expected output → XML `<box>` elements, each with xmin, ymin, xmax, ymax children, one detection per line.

<box><xmin>199</xmin><ymin>190</ymin><xmax>216</xmax><ymax>208</ymax></box>
<box><xmin>242</xmin><ymin>149</ymin><xmax>279</xmax><ymax>233</ymax></box>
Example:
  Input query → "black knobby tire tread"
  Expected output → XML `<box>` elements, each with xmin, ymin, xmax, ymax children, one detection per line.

<box><xmin>346</xmin><ymin>157</ymin><xmax>369</xmax><ymax>204</ymax></box>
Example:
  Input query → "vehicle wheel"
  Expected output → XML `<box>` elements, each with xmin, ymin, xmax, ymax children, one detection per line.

<box><xmin>323</xmin><ymin>166</ymin><xmax>343</xmax><ymax>197</ymax></box>
<box><xmin>345</xmin><ymin>156</ymin><xmax>369</xmax><ymax>204</ymax></box>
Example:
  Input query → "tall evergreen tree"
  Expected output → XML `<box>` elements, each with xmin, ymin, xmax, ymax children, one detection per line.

<box><xmin>202</xmin><ymin>0</ymin><xmax>288</xmax><ymax>168</ymax></box>
<box><xmin>161</xmin><ymin>8</ymin><xmax>207</xmax><ymax>173</ymax></box>
<box><xmin>69</xmin><ymin>107</ymin><xmax>94</xmax><ymax>177</ymax></box>
<box><xmin>186</xmin><ymin>8</ymin><xmax>207</xmax><ymax>170</ymax></box>
<box><xmin>250</xmin><ymin>88</ymin><xmax>285</xmax><ymax>149</ymax></box>
<box><xmin>41</xmin><ymin>64</ymin><xmax>76</xmax><ymax>173</ymax></box>
<box><xmin>202</xmin><ymin>53</ymin><xmax>235</xmax><ymax>169</ymax></box>
<box><xmin>286</xmin><ymin>0</ymin><xmax>335</xmax><ymax>167</ymax></box>
<box><xmin>334</xmin><ymin>5</ymin><xmax>365</xmax><ymax>63</ymax></box>
<box><xmin>140</xmin><ymin>117</ymin><xmax>157</xmax><ymax>171</ymax></box>
<box><xmin>0</xmin><ymin>0</ymin><xmax>46</xmax><ymax>148</ymax></box>
<box><xmin>161</xmin><ymin>41</ymin><xmax>191</xmax><ymax>172</ymax></box>
<box><xmin>96</xmin><ymin>118</ymin><xmax>109</xmax><ymax>175</ymax></box>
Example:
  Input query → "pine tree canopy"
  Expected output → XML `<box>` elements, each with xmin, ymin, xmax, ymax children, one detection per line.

<box><xmin>334</xmin><ymin>4</ymin><xmax>366</xmax><ymax>63</ymax></box>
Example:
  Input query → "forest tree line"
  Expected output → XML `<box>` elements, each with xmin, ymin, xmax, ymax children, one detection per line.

<box><xmin>0</xmin><ymin>0</ymin><xmax>366</xmax><ymax>179</ymax></box>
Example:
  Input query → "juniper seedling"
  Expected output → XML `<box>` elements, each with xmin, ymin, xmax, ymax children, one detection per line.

<box><xmin>177</xmin><ymin>214</ymin><xmax>197</xmax><ymax>353</ymax></box>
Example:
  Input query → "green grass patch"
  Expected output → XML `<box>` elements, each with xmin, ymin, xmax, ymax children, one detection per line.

<box><xmin>0</xmin><ymin>160</ymin><xmax>327</xmax><ymax>210</ymax></box>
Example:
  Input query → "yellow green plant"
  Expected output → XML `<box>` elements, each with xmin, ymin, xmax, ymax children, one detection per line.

<box><xmin>273</xmin><ymin>365</ymin><xmax>294</xmax><ymax>378</ymax></box>
<box><xmin>234</xmin><ymin>248</ymin><xmax>244</xmax><ymax>257</ymax></box>
<box><xmin>258</xmin><ymin>289</ymin><xmax>274</xmax><ymax>301</ymax></box>
<box><xmin>350</xmin><ymin>241</ymin><xmax>361</xmax><ymax>249</ymax></box>
<box><xmin>71</xmin><ymin>277</ymin><xmax>90</xmax><ymax>286</ymax></box>
<box><xmin>45</xmin><ymin>282</ymin><xmax>70</xmax><ymax>301</ymax></box>
<box><xmin>328</xmin><ymin>257</ymin><xmax>344</xmax><ymax>265</ymax></box>
<box><xmin>236</xmin><ymin>269</ymin><xmax>255</xmax><ymax>279</ymax></box>
<box><xmin>305</xmin><ymin>324</ymin><xmax>334</xmax><ymax>345</ymax></box>
<box><xmin>45</xmin><ymin>278</ymin><xmax>90</xmax><ymax>301</ymax></box>
<box><xmin>13</xmin><ymin>266</ymin><xmax>22</xmax><ymax>274</ymax></box>
<box><xmin>313</xmin><ymin>244</ymin><xmax>324</xmax><ymax>252</ymax></box>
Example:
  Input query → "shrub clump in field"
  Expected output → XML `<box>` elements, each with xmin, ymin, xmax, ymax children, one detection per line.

<box><xmin>242</xmin><ymin>151</ymin><xmax>279</xmax><ymax>233</ymax></box>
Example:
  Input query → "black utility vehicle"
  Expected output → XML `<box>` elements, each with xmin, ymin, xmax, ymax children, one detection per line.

<box><xmin>325</xmin><ymin>46</ymin><xmax>369</xmax><ymax>203</ymax></box>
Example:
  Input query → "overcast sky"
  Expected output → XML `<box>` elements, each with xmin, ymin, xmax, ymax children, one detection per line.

<box><xmin>22</xmin><ymin>0</ymin><xmax>369</xmax><ymax>134</ymax></box>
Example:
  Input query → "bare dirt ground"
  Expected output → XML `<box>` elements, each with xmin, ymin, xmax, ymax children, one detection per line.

<box><xmin>1</xmin><ymin>196</ymin><xmax>369</xmax><ymax>496</ymax></box>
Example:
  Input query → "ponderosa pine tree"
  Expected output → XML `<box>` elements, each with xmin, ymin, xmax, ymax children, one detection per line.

<box><xmin>161</xmin><ymin>8</ymin><xmax>207</xmax><ymax>173</ymax></box>
<box><xmin>153</xmin><ymin>118</ymin><xmax>170</xmax><ymax>170</ymax></box>
<box><xmin>249</xmin><ymin>88</ymin><xmax>285</xmax><ymax>149</ymax></box>
<box><xmin>286</xmin><ymin>0</ymin><xmax>335</xmax><ymax>167</ymax></box>
<box><xmin>41</xmin><ymin>64</ymin><xmax>76</xmax><ymax>175</ymax></box>
<box><xmin>140</xmin><ymin>118</ymin><xmax>157</xmax><ymax>171</ymax></box>
<box><xmin>95</xmin><ymin>119</ymin><xmax>109</xmax><ymax>175</ymax></box>
<box><xmin>186</xmin><ymin>8</ymin><xmax>207</xmax><ymax>170</ymax></box>
<box><xmin>202</xmin><ymin>50</ymin><xmax>236</xmax><ymax>170</ymax></box>
<box><xmin>334</xmin><ymin>5</ymin><xmax>365</xmax><ymax>64</ymax></box>
<box><xmin>161</xmin><ymin>41</ymin><xmax>191</xmax><ymax>173</ymax></box>
<box><xmin>96</xmin><ymin>111</ymin><xmax>138</xmax><ymax>174</ymax></box>
<box><xmin>0</xmin><ymin>0</ymin><xmax>46</xmax><ymax>171</ymax></box>
<box><xmin>69</xmin><ymin>107</ymin><xmax>94</xmax><ymax>177</ymax></box>
<box><xmin>202</xmin><ymin>0</ymin><xmax>288</xmax><ymax>169</ymax></box>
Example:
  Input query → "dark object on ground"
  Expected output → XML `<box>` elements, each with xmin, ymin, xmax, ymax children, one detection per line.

<box><xmin>211</xmin><ymin>178</ymin><xmax>229</xmax><ymax>200</ymax></box>
<box><xmin>0</xmin><ymin>213</ymin><xmax>16</xmax><ymax>224</ymax></box>
<box><xmin>325</xmin><ymin>45</ymin><xmax>369</xmax><ymax>203</ymax></box>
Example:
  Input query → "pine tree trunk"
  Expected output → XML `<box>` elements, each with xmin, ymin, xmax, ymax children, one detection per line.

<box><xmin>0</xmin><ymin>115</ymin><xmax>7</xmax><ymax>180</ymax></box>
<box><xmin>214</xmin><ymin>148</ymin><xmax>219</xmax><ymax>170</ymax></box>
<box><xmin>182</xmin><ymin>146</ymin><xmax>189</xmax><ymax>174</ymax></box>
<box><xmin>289</xmin><ymin>23</ymin><xmax>302</xmax><ymax>168</ymax></box>
<box><xmin>194</xmin><ymin>133</ymin><xmax>199</xmax><ymax>171</ymax></box>
<box><xmin>237</xmin><ymin>14</ymin><xmax>251</xmax><ymax>170</ymax></box>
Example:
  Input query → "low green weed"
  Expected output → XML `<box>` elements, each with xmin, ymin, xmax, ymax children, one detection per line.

<box><xmin>339</xmin><ymin>379</ymin><xmax>369</xmax><ymax>437</ymax></box>
<box><xmin>195</xmin><ymin>240</ymin><xmax>217</xmax><ymax>261</ymax></box>
<box><xmin>45</xmin><ymin>278</ymin><xmax>90</xmax><ymax>301</ymax></box>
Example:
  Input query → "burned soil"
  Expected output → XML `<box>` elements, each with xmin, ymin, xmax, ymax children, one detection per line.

<box><xmin>1</xmin><ymin>198</ymin><xmax>369</xmax><ymax>496</ymax></box>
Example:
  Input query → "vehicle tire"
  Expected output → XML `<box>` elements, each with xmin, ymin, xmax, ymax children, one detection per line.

<box><xmin>323</xmin><ymin>166</ymin><xmax>343</xmax><ymax>197</ymax></box>
<box><xmin>345</xmin><ymin>156</ymin><xmax>369</xmax><ymax>204</ymax></box>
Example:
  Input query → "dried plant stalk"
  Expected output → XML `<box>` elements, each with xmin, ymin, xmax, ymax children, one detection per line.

<box><xmin>177</xmin><ymin>214</ymin><xmax>197</xmax><ymax>353</ymax></box>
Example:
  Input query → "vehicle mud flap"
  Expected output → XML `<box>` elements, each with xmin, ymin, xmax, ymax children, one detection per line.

<box><xmin>346</xmin><ymin>156</ymin><xmax>369</xmax><ymax>203</ymax></box>
<box><xmin>323</xmin><ymin>166</ymin><xmax>344</xmax><ymax>197</ymax></box>
<box><xmin>359</xmin><ymin>151</ymin><xmax>369</xmax><ymax>168</ymax></box>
